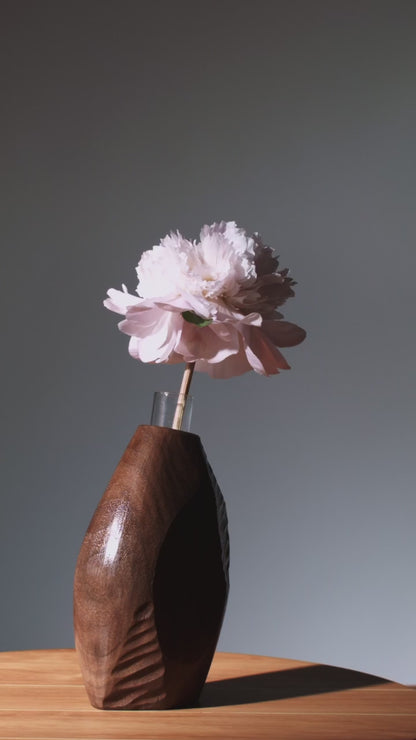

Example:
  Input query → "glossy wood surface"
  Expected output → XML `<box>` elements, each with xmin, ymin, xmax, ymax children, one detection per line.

<box><xmin>0</xmin><ymin>650</ymin><xmax>415</xmax><ymax>739</ymax></box>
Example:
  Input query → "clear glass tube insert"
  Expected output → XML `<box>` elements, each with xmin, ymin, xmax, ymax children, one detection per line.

<box><xmin>150</xmin><ymin>391</ymin><xmax>193</xmax><ymax>432</ymax></box>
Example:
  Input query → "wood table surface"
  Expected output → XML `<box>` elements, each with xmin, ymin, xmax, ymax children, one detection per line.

<box><xmin>0</xmin><ymin>649</ymin><xmax>415</xmax><ymax>739</ymax></box>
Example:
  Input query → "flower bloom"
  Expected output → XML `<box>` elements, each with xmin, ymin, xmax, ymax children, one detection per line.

<box><xmin>104</xmin><ymin>221</ymin><xmax>306</xmax><ymax>378</ymax></box>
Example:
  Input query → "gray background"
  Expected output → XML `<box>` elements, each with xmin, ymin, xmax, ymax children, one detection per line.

<box><xmin>1</xmin><ymin>0</ymin><xmax>415</xmax><ymax>684</ymax></box>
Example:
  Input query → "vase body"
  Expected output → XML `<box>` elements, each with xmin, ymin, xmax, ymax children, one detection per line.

<box><xmin>73</xmin><ymin>425</ymin><xmax>229</xmax><ymax>710</ymax></box>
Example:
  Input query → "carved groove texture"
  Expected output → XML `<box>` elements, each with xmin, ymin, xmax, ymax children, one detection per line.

<box><xmin>106</xmin><ymin>602</ymin><xmax>166</xmax><ymax>709</ymax></box>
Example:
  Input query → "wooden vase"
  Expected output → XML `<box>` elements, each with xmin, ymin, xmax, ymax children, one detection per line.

<box><xmin>73</xmin><ymin>425</ymin><xmax>229</xmax><ymax>710</ymax></box>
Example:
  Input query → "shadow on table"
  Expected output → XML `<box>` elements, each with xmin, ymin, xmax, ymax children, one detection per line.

<box><xmin>200</xmin><ymin>664</ymin><xmax>388</xmax><ymax>708</ymax></box>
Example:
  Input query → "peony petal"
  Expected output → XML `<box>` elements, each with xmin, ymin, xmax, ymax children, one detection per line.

<box><xmin>196</xmin><ymin>341</ymin><xmax>252</xmax><ymax>379</ymax></box>
<box><xmin>120</xmin><ymin>303</ymin><xmax>167</xmax><ymax>333</ymax></box>
<box><xmin>239</xmin><ymin>312</ymin><xmax>263</xmax><ymax>327</ymax></box>
<box><xmin>118</xmin><ymin>306</ymin><xmax>182</xmax><ymax>363</ymax></box>
<box><xmin>155</xmin><ymin>293</ymin><xmax>215</xmax><ymax>320</ymax></box>
<box><xmin>253</xmin><ymin>235</ymin><xmax>280</xmax><ymax>276</ymax></box>
<box><xmin>137</xmin><ymin>313</ymin><xmax>181</xmax><ymax>363</ymax></box>
<box><xmin>262</xmin><ymin>319</ymin><xmax>307</xmax><ymax>348</ymax></box>
<box><xmin>177</xmin><ymin>321</ymin><xmax>239</xmax><ymax>363</ymax></box>
<box><xmin>104</xmin><ymin>288</ymin><xmax>141</xmax><ymax>315</ymax></box>
<box><xmin>242</xmin><ymin>325</ymin><xmax>291</xmax><ymax>375</ymax></box>
<box><xmin>128</xmin><ymin>334</ymin><xmax>184</xmax><ymax>365</ymax></box>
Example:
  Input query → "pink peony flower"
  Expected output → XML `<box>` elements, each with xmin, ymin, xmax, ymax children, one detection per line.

<box><xmin>104</xmin><ymin>221</ymin><xmax>305</xmax><ymax>378</ymax></box>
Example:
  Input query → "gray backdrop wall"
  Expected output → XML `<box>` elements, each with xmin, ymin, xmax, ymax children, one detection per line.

<box><xmin>2</xmin><ymin>0</ymin><xmax>416</xmax><ymax>684</ymax></box>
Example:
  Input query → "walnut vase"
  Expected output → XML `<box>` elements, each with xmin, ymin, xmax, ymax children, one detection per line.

<box><xmin>73</xmin><ymin>425</ymin><xmax>230</xmax><ymax>710</ymax></box>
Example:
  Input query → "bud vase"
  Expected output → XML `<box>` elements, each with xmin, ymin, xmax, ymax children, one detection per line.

<box><xmin>73</xmin><ymin>393</ymin><xmax>230</xmax><ymax>710</ymax></box>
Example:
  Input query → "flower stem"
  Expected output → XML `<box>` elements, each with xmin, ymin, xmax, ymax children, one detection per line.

<box><xmin>172</xmin><ymin>362</ymin><xmax>196</xmax><ymax>430</ymax></box>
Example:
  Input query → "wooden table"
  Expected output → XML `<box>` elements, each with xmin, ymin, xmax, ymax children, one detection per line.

<box><xmin>0</xmin><ymin>650</ymin><xmax>415</xmax><ymax>739</ymax></box>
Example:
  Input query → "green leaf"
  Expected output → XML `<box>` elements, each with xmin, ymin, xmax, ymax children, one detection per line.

<box><xmin>182</xmin><ymin>311</ymin><xmax>213</xmax><ymax>328</ymax></box>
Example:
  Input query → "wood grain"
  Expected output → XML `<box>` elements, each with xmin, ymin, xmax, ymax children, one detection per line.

<box><xmin>0</xmin><ymin>650</ymin><xmax>415</xmax><ymax>739</ymax></box>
